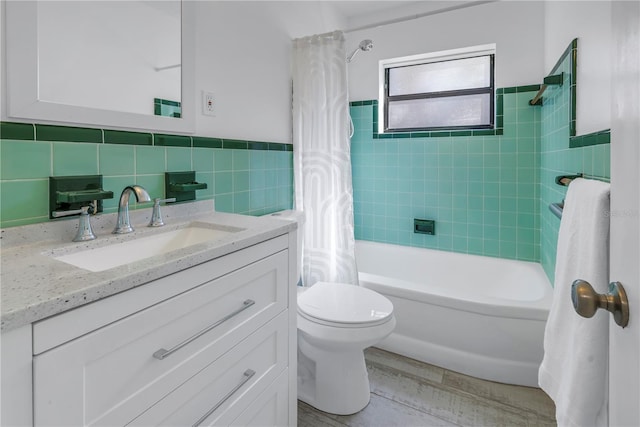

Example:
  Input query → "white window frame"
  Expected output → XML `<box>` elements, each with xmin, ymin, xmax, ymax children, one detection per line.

<box><xmin>378</xmin><ymin>44</ymin><xmax>496</xmax><ymax>134</ymax></box>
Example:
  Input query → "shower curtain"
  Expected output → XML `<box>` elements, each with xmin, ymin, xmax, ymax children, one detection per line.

<box><xmin>292</xmin><ymin>30</ymin><xmax>359</xmax><ymax>286</ymax></box>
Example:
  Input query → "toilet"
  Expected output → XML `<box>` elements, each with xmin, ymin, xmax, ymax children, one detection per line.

<box><xmin>271</xmin><ymin>210</ymin><xmax>396</xmax><ymax>415</ymax></box>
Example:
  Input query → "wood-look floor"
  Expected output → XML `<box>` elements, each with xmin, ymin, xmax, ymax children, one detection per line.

<box><xmin>298</xmin><ymin>347</ymin><xmax>557</xmax><ymax>427</ymax></box>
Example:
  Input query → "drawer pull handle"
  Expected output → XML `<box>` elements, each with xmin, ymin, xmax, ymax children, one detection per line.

<box><xmin>153</xmin><ymin>299</ymin><xmax>255</xmax><ymax>360</ymax></box>
<box><xmin>192</xmin><ymin>369</ymin><xmax>256</xmax><ymax>427</ymax></box>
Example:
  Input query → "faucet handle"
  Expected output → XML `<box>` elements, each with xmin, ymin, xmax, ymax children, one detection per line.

<box><xmin>148</xmin><ymin>198</ymin><xmax>176</xmax><ymax>227</ymax></box>
<box><xmin>52</xmin><ymin>205</ymin><xmax>96</xmax><ymax>242</ymax></box>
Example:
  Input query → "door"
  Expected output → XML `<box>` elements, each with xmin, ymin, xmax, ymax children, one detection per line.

<box><xmin>609</xmin><ymin>1</ymin><xmax>640</xmax><ymax>425</ymax></box>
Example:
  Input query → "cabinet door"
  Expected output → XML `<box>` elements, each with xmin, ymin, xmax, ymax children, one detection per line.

<box><xmin>128</xmin><ymin>312</ymin><xmax>288</xmax><ymax>427</ymax></box>
<box><xmin>0</xmin><ymin>325</ymin><xmax>32</xmax><ymax>427</ymax></box>
<box><xmin>34</xmin><ymin>250</ymin><xmax>288</xmax><ymax>427</ymax></box>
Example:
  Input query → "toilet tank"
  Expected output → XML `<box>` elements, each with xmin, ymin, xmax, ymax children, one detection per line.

<box><xmin>270</xmin><ymin>210</ymin><xmax>305</xmax><ymax>284</ymax></box>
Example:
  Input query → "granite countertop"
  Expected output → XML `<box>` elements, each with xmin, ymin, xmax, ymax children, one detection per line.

<box><xmin>0</xmin><ymin>201</ymin><xmax>296</xmax><ymax>332</ymax></box>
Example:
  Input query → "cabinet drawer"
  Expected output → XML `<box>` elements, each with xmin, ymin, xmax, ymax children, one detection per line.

<box><xmin>129</xmin><ymin>312</ymin><xmax>288</xmax><ymax>426</ymax></box>
<box><xmin>34</xmin><ymin>235</ymin><xmax>289</xmax><ymax>354</ymax></box>
<box><xmin>34</xmin><ymin>250</ymin><xmax>288</xmax><ymax>427</ymax></box>
<box><xmin>229</xmin><ymin>368</ymin><xmax>289</xmax><ymax>427</ymax></box>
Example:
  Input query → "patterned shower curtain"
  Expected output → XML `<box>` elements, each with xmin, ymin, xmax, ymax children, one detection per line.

<box><xmin>292</xmin><ymin>30</ymin><xmax>359</xmax><ymax>286</ymax></box>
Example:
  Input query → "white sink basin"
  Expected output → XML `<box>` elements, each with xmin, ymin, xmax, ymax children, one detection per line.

<box><xmin>54</xmin><ymin>224</ymin><xmax>242</xmax><ymax>272</ymax></box>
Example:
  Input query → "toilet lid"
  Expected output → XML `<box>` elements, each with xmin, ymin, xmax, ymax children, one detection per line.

<box><xmin>297</xmin><ymin>282</ymin><xmax>393</xmax><ymax>326</ymax></box>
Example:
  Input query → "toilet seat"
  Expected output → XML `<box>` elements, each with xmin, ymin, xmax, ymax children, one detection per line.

<box><xmin>297</xmin><ymin>282</ymin><xmax>394</xmax><ymax>328</ymax></box>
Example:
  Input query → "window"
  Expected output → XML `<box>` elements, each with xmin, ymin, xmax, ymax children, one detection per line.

<box><xmin>379</xmin><ymin>45</ymin><xmax>495</xmax><ymax>133</ymax></box>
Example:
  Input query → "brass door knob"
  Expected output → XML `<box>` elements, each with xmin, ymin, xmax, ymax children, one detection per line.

<box><xmin>571</xmin><ymin>280</ymin><xmax>629</xmax><ymax>328</ymax></box>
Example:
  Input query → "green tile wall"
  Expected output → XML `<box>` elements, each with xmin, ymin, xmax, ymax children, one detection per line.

<box><xmin>0</xmin><ymin>123</ymin><xmax>293</xmax><ymax>228</ymax></box>
<box><xmin>539</xmin><ymin>53</ymin><xmax>611</xmax><ymax>283</ymax></box>
<box><xmin>351</xmin><ymin>88</ymin><xmax>542</xmax><ymax>262</ymax></box>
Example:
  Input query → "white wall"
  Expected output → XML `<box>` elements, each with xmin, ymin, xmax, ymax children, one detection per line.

<box><xmin>193</xmin><ymin>1</ymin><xmax>344</xmax><ymax>143</ymax></box>
<box><xmin>2</xmin><ymin>1</ymin><xmax>613</xmax><ymax>141</ymax></box>
<box><xmin>345</xmin><ymin>1</ymin><xmax>545</xmax><ymax>102</ymax></box>
<box><xmin>544</xmin><ymin>1</ymin><xmax>612</xmax><ymax>135</ymax></box>
<box><xmin>1</xmin><ymin>1</ymin><xmax>6</xmax><ymax>120</ymax></box>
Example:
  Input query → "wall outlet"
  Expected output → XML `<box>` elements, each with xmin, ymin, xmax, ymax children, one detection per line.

<box><xmin>202</xmin><ymin>91</ymin><xmax>215</xmax><ymax>116</ymax></box>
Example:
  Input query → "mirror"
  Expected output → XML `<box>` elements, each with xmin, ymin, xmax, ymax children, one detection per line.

<box><xmin>38</xmin><ymin>1</ymin><xmax>181</xmax><ymax>117</ymax></box>
<box><xmin>6</xmin><ymin>1</ymin><xmax>195</xmax><ymax>133</ymax></box>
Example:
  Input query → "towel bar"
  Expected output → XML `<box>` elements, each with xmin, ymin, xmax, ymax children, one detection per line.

<box><xmin>555</xmin><ymin>173</ymin><xmax>611</xmax><ymax>187</ymax></box>
<box><xmin>529</xmin><ymin>72</ymin><xmax>564</xmax><ymax>106</ymax></box>
<box><xmin>549</xmin><ymin>202</ymin><xmax>564</xmax><ymax>219</ymax></box>
<box><xmin>551</xmin><ymin>173</ymin><xmax>611</xmax><ymax>219</ymax></box>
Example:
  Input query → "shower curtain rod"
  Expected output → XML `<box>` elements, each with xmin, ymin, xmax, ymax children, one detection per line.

<box><xmin>292</xmin><ymin>30</ymin><xmax>343</xmax><ymax>43</ymax></box>
<box><xmin>344</xmin><ymin>0</ymin><xmax>496</xmax><ymax>33</ymax></box>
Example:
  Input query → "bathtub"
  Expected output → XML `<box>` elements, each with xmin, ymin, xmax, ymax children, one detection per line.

<box><xmin>355</xmin><ymin>240</ymin><xmax>553</xmax><ymax>387</ymax></box>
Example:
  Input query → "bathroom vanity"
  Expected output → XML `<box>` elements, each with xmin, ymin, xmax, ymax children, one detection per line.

<box><xmin>0</xmin><ymin>202</ymin><xmax>298</xmax><ymax>426</ymax></box>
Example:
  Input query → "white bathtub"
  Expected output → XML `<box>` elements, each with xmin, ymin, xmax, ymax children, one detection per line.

<box><xmin>356</xmin><ymin>240</ymin><xmax>553</xmax><ymax>387</ymax></box>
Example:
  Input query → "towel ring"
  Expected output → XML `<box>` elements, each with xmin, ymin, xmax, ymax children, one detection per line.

<box><xmin>571</xmin><ymin>280</ymin><xmax>629</xmax><ymax>328</ymax></box>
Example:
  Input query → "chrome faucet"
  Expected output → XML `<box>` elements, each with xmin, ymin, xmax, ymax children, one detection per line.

<box><xmin>113</xmin><ymin>185</ymin><xmax>151</xmax><ymax>234</ymax></box>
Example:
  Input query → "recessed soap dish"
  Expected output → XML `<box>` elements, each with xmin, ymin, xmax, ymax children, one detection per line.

<box><xmin>49</xmin><ymin>175</ymin><xmax>113</xmax><ymax>219</ymax></box>
<box><xmin>165</xmin><ymin>171</ymin><xmax>208</xmax><ymax>203</ymax></box>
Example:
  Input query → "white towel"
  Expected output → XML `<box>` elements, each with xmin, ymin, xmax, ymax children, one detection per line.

<box><xmin>539</xmin><ymin>178</ymin><xmax>611</xmax><ymax>427</ymax></box>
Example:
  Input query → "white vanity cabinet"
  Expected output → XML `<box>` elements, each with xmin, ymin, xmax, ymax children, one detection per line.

<box><xmin>27</xmin><ymin>234</ymin><xmax>296</xmax><ymax>427</ymax></box>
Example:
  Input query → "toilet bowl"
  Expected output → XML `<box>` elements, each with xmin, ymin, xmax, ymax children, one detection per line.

<box><xmin>270</xmin><ymin>210</ymin><xmax>396</xmax><ymax>415</ymax></box>
<box><xmin>297</xmin><ymin>282</ymin><xmax>395</xmax><ymax>415</ymax></box>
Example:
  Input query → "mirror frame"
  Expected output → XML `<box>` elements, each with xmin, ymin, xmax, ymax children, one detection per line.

<box><xmin>6</xmin><ymin>1</ymin><xmax>195</xmax><ymax>134</ymax></box>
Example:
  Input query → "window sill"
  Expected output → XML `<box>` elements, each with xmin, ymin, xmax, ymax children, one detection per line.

<box><xmin>373</xmin><ymin>128</ymin><xmax>503</xmax><ymax>139</ymax></box>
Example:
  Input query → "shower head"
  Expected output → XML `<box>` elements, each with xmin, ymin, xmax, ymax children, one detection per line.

<box><xmin>347</xmin><ymin>39</ymin><xmax>374</xmax><ymax>63</ymax></box>
<box><xmin>359</xmin><ymin>39</ymin><xmax>373</xmax><ymax>51</ymax></box>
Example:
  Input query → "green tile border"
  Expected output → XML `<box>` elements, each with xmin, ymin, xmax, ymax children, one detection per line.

<box><xmin>350</xmin><ymin>100</ymin><xmax>377</xmax><ymax>106</ymax></box>
<box><xmin>497</xmin><ymin>85</ymin><xmax>542</xmax><ymax>94</ymax></box>
<box><xmin>224</xmin><ymin>139</ymin><xmax>248</xmax><ymax>150</ymax></box>
<box><xmin>247</xmin><ymin>141</ymin><xmax>268</xmax><ymax>150</ymax></box>
<box><xmin>545</xmin><ymin>39</ymin><xmax>578</xmax><ymax>136</ymax></box>
<box><xmin>104</xmin><ymin>130</ymin><xmax>153</xmax><ymax>146</ymax></box>
<box><xmin>570</xmin><ymin>41</ymin><xmax>578</xmax><ymax>137</ymax></box>
<box><xmin>35</xmin><ymin>124</ymin><xmax>103</xmax><ymax>143</ymax></box>
<box><xmin>0</xmin><ymin>122</ymin><xmax>35</xmax><ymax>140</ymax></box>
<box><xmin>0</xmin><ymin>121</ymin><xmax>292</xmax><ymax>152</ymax></box>
<box><xmin>154</xmin><ymin>133</ymin><xmax>191</xmax><ymax>147</ymax></box>
<box><xmin>193</xmin><ymin>136</ymin><xmax>223</xmax><ymax>148</ymax></box>
<box><xmin>372</xmin><ymin>130</ymin><xmax>507</xmax><ymax>139</ymax></box>
<box><xmin>569</xmin><ymin>129</ymin><xmax>610</xmax><ymax>148</ymax></box>
<box><xmin>352</xmin><ymin>83</ymin><xmax>538</xmax><ymax>140</ymax></box>
<box><xmin>268</xmin><ymin>142</ymin><xmax>293</xmax><ymax>151</ymax></box>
